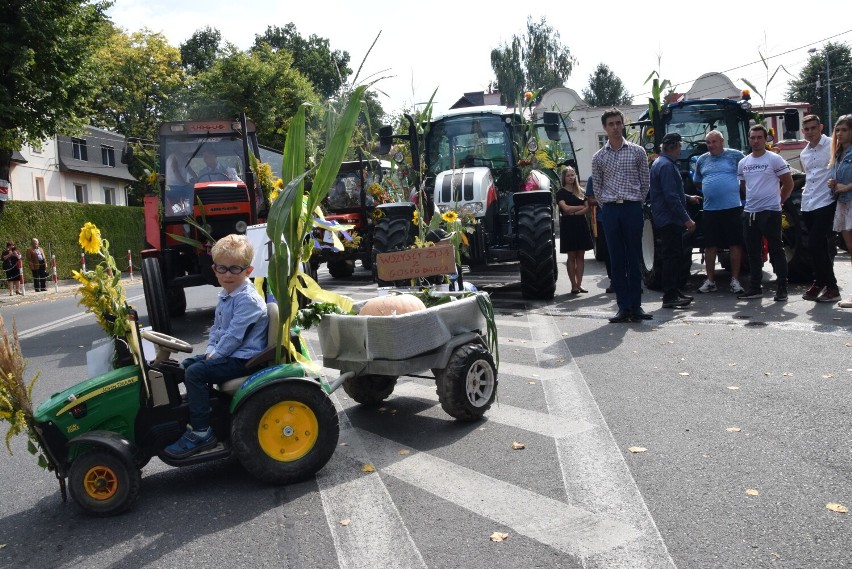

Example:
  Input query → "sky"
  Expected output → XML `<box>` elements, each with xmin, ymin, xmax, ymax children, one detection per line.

<box><xmin>107</xmin><ymin>0</ymin><xmax>851</xmax><ymax>117</ymax></box>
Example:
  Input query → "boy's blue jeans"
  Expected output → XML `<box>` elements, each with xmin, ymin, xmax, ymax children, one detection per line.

<box><xmin>182</xmin><ymin>354</ymin><xmax>253</xmax><ymax>430</ymax></box>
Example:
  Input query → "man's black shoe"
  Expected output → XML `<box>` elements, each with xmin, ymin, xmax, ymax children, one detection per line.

<box><xmin>630</xmin><ymin>307</ymin><xmax>653</xmax><ymax>321</ymax></box>
<box><xmin>774</xmin><ymin>284</ymin><xmax>788</xmax><ymax>302</ymax></box>
<box><xmin>677</xmin><ymin>291</ymin><xmax>694</xmax><ymax>301</ymax></box>
<box><xmin>737</xmin><ymin>288</ymin><xmax>763</xmax><ymax>300</ymax></box>
<box><xmin>605</xmin><ymin>286</ymin><xmax>615</xmax><ymax>293</ymax></box>
<box><xmin>608</xmin><ymin>309</ymin><xmax>631</xmax><ymax>323</ymax></box>
<box><xmin>662</xmin><ymin>297</ymin><xmax>692</xmax><ymax>308</ymax></box>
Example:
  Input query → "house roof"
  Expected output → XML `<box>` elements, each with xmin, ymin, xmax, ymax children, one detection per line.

<box><xmin>11</xmin><ymin>150</ymin><xmax>27</xmax><ymax>164</ymax></box>
<box><xmin>57</xmin><ymin>126</ymin><xmax>136</xmax><ymax>182</ymax></box>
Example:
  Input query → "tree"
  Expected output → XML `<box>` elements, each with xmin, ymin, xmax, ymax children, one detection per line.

<box><xmin>252</xmin><ymin>23</ymin><xmax>351</xmax><ymax>99</ymax></box>
<box><xmin>490</xmin><ymin>16</ymin><xmax>576</xmax><ymax>106</ymax></box>
<box><xmin>0</xmin><ymin>0</ymin><xmax>111</xmax><ymax>182</ymax></box>
<box><xmin>786</xmin><ymin>41</ymin><xmax>852</xmax><ymax>127</ymax></box>
<box><xmin>582</xmin><ymin>63</ymin><xmax>632</xmax><ymax>106</ymax></box>
<box><xmin>89</xmin><ymin>28</ymin><xmax>185</xmax><ymax>142</ymax></box>
<box><xmin>186</xmin><ymin>44</ymin><xmax>320</xmax><ymax>150</ymax></box>
<box><xmin>180</xmin><ymin>27</ymin><xmax>222</xmax><ymax>76</ymax></box>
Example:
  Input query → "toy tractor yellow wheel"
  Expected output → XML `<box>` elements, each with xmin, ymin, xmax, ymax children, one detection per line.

<box><xmin>232</xmin><ymin>381</ymin><xmax>339</xmax><ymax>484</ymax></box>
<box><xmin>68</xmin><ymin>450</ymin><xmax>141</xmax><ymax>516</ymax></box>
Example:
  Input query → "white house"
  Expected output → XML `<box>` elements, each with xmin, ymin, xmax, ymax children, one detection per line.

<box><xmin>9</xmin><ymin>126</ymin><xmax>136</xmax><ymax>205</ymax></box>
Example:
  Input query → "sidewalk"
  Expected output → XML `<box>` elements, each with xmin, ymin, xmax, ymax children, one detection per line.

<box><xmin>0</xmin><ymin>276</ymin><xmax>138</xmax><ymax>308</ymax></box>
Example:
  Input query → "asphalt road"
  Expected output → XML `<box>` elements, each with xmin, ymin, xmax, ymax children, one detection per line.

<box><xmin>0</xmin><ymin>251</ymin><xmax>850</xmax><ymax>569</ymax></box>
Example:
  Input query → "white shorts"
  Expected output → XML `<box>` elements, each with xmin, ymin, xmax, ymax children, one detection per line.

<box><xmin>834</xmin><ymin>200</ymin><xmax>852</xmax><ymax>232</ymax></box>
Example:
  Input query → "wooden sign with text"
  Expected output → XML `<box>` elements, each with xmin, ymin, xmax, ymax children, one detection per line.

<box><xmin>376</xmin><ymin>241</ymin><xmax>457</xmax><ymax>281</ymax></box>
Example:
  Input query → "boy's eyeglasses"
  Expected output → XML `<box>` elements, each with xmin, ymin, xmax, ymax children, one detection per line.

<box><xmin>213</xmin><ymin>264</ymin><xmax>249</xmax><ymax>274</ymax></box>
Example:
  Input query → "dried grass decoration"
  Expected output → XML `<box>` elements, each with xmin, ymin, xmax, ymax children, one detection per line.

<box><xmin>0</xmin><ymin>314</ymin><xmax>49</xmax><ymax>468</ymax></box>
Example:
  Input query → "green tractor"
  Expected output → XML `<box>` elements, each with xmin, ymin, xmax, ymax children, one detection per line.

<box><xmin>31</xmin><ymin>305</ymin><xmax>338</xmax><ymax>516</ymax></box>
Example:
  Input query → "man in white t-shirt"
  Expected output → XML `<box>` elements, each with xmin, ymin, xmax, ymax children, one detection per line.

<box><xmin>736</xmin><ymin>124</ymin><xmax>794</xmax><ymax>301</ymax></box>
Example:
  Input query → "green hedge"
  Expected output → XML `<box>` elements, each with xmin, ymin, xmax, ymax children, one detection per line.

<box><xmin>0</xmin><ymin>201</ymin><xmax>144</xmax><ymax>280</ymax></box>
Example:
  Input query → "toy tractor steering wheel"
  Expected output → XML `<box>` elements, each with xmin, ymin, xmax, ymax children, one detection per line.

<box><xmin>141</xmin><ymin>330</ymin><xmax>193</xmax><ymax>364</ymax></box>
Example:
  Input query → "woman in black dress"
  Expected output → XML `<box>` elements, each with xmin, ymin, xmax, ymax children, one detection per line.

<box><xmin>3</xmin><ymin>241</ymin><xmax>23</xmax><ymax>296</ymax></box>
<box><xmin>555</xmin><ymin>167</ymin><xmax>593</xmax><ymax>294</ymax></box>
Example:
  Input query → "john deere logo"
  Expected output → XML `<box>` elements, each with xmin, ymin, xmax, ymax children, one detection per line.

<box><xmin>68</xmin><ymin>424</ymin><xmax>80</xmax><ymax>433</ymax></box>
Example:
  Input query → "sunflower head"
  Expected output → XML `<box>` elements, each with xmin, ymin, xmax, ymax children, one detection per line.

<box><xmin>441</xmin><ymin>210</ymin><xmax>459</xmax><ymax>224</ymax></box>
<box><xmin>412</xmin><ymin>210</ymin><xmax>420</xmax><ymax>226</ymax></box>
<box><xmin>78</xmin><ymin>222</ymin><xmax>102</xmax><ymax>254</ymax></box>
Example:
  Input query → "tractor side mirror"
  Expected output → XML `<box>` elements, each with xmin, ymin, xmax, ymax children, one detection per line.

<box><xmin>543</xmin><ymin>111</ymin><xmax>561</xmax><ymax>141</ymax></box>
<box><xmin>376</xmin><ymin>126</ymin><xmax>394</xmax><ymax>155</ymax></box>
<box><xmin>121</xmin><ymin>146</ymin><xmax>133</xmax><ymax>164</ymax></box>
<box><xmin>783</xmin><ymin>108</ymin><xmax>800</xmax><ymax>139</ymax></box>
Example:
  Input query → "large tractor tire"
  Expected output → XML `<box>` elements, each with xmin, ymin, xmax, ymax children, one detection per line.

<box><xmin>342</xmin><ymin>374</ymin><xmax>398</xmax><ymax>405</ymax></box>
<box><xmin>518</xmin><ymin>202</ymin><xmax>556</xmax><ymax>300</ymax></box>
<box><xmin>142</xmin><ymin>257</ymin><xmax>170</xmax><ymax>334</ymax></box>
<box><xmin>68</xmin><ymin>449</ymin><xmax>141</xmax><ymax>517</ymax></box>
<box><xmin>327</xmin><ymin>259</ymin><xmax>356</xmax><ymax>279</ymax></box>
<box><xmin>435</xmin><ymin>343</ymin><xmax>497</xmax><ymax>421</ymax></box>
<box><xmin>232</xmin><ymin>381</ymin><xmax>339</xmax><ymax>484</ymax></box>
<box><xmin>371</xmin><ymin>216</ymin><xmax>412</xmax><ymax>287</ymax></box>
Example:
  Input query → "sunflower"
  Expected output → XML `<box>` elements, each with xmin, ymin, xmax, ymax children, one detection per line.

<box><xmin>146</xmin><ymin>171</ymin><xmax>159</xmax><ymax>185</ymax></box>
<box><xmin>441</xmin><ymin>210</ymin><xmax>459</xmax><ymax>223</ymax></box>
<box><xmin>78</xmin><ymin>222</ymin><xmax>102</xmax><ymax>254</ymax></box>
<box><xmin>412</xmin><ymin>210</ymin><xmax>420</xmax><ymax>226</ymax></box>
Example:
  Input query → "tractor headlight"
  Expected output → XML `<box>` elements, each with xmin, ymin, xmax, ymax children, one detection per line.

<box><xmin>460</xmin><ymin>203</ymin><xmax>483</xmax><ymax>216</ymax></box>
<box><xmin>235</xmin><ymin>220</ymin><xmax>247</xmax><ymax>234</ymax></box>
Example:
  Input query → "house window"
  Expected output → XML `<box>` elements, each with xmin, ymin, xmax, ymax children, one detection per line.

<box><xmin>597</xmin><ymin>134</ymin><xmax>608</xmax><ymax>149</ymax></box>
<box><xmin>30</xmin><ymin>143</ymin><xmax>43</xmax><ymax>154</ymax></box>
<box><xmin>104</xmin><ymin>186</ymin><xmax>115</xmax><ymax>205</ymax></box>
<box><xmin>72</xmin><ymin>138</ymin><xmax>88</xmax><ymax>161</ymax></box>
<box><xmin>101</xmin><ymin>145</ymin><xmax>115</xmax><ymax>167</ymax></box>
<box><xmin>74</xmin><ymin>183</ymin><xmax>88</xmax><ymax>203</ymax></box>
<box><xmin>35</xmin><ymin>177</ymin><xmax>45</xmax><ymax>201</ymax></box>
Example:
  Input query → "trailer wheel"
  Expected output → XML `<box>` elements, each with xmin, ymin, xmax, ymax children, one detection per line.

<box><xmin>328</xmin><ymin>259</ymin><xmax>356</xmax><ymax>278</ymax></box>
<box><xmin>68</xmin><ymin>449</ymin><xmax>141</xmax><ymax>517</ymax></box>
<box><xmin>232</xmin><ymin>381</ymin><xmax>339</xmax><ymax>484</ymax></box>
<box><xmin>142</xmin><ymin>257</ymin><xmax>171</xmax><ymax>334</ymax></box>
<box><xmin>518</xmin><ymin>203</ymin><xmax>556</xmax><ymax>299</ymax></box>
<box><xmin>435</xmin><ymin>343</ymin><xmax>497</xmax><ymax>421</ymax></box>
<box><xmin>342</xmin><ymin>374</ymin><xmax>398</xmax><ymax>405</ymax></box>
<box><xmin>372</xmin><ymin>216</ymin><xmax>411</xmax><ymax>286</ymax></box>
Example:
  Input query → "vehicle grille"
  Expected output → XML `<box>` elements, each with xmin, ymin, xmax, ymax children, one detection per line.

<box><xmin>196</xmin><ymin>186</ymin><xmax>248</xmax><ymax>205</ymax></box>
<box><xmin>440</xmin><ymin>172</ymin><xmax>475</xmax><ymax>203</ymax></box>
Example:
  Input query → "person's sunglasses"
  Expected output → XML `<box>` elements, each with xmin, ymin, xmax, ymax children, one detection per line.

<box><xmin>213</xmin><ymin>264</ymin><xmax>249</xmax><ymax>274</ymax></box>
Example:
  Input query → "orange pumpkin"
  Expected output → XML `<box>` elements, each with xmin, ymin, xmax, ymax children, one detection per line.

<box><xmin>359</xmin><ymin>294</ymin><xmax>426</xmax><ymax>316</ymax></box>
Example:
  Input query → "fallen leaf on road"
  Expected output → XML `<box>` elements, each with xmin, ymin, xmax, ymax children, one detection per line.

<box><xmin>746</xmin><ymin>488</ymin><xmax>760</xmax><ymax>496</ymax></box>
<box><xmin>726</xmin><ymin>427</ymin><xmax>742</xmax><ymax>433</ymax></box>
<box><xmin>694</xmin><ymin>332</ymin><xmax>700</xmax><ymax>336</ymax></box>
<box><xmin>729</xmin><ymin>363</ymin><xmax>737</xmax><ymax>366</ymax></box>
<box><xmin>822</xmin><ymin>374</ymin><xmax>834</xmax><ymax>379</ymax></box>
<box><xmin>511</xmin><ymin>442</ymin><xmax>526</xmax><ymax>450</ymax></box>
<box><xmin>0</xmin><ymin>544</ymin><xmax>5</xmax><ymax>549</ymax></box>
<box><xmin>727</xmin><ymin>386</ymin><xmax>740</xmax><ymax>390</ymax></box>
<box><xmin>628</xmin><ymin>446</ymin><xmax>648</xmax><ymax>453</ymax></box>
<box><xmin>783</xmin><ymin>372</ymin><xmax>793</xmax><ymax>377</ymax></box>
<box><xmin>339</xmin><ymin>442</ymin><xmax>348</xmax><ymax>446</ymax></box>
<box><xmin>339</xmin><ymin>518</ymin><xmax>351</xmax><ymax>526</ymax></box>
<box><xmin>490</xmin><ymin>532</ymin><xmax>510</xmax><ymax>542</ymax></box>
<box><xmin>561</xmin><ymin>332</ymin><xmax>569</xmax><ymax>337</ymax></box>
<box><xmin>528</xmin><ymin>381</ymin><xmax>536</xmax><ymax>385</ymax></box>
<box><xmin>679</xmin><ymin>372</ymin><xmax>690</xmax><ymax>376</ymax></box>
<box><xmin>764</xmin><ymin>372</ymin><xmax>771</xmax><ymax>376</ymax></box>
<box><xmin>398</xmin><ymin>449</ymin><xmax>410</xmax><ymax>455</ymax></box>
<box><xmin>826</xmin><ymin>503</ymin><xmax>848</xmax><ymax>513</ymax></box>
<box><xmin>361</xmin><ymin>464</ymin><xmax>376</xmax><ymax>473</ymax></box>
<box><xmin>846</xmin><ymin>343</ymin><xmax>852</xmax><ymax>347</ymax></box>
<box><xmin>389</xmin><ymin>409</ymin><xmax>398</xmax><ymax>414</ymax></box>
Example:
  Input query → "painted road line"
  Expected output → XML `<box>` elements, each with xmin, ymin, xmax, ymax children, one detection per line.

<box><xmin>316</xmin><ymin>399</ymin><xmax>427</xmax><ymax>569</ymax></box>
<box><xmin>528</xmin><ymin>310</ymin><xmax>676</xmax><ymax>568</ymax></box>
<box><xmin>18</xmin><ymin>293</ymin><xmax>145</xmax><ymax>339</ymax></box>
<box><xmin>349</xmin><ymin>428</ymin><xmax>641</xmax><ymax>559</ymax></box>
<box><xmin>392</xmin><ymin>380</ymin><xmax>595</xmax><ymax>440</ymax></box>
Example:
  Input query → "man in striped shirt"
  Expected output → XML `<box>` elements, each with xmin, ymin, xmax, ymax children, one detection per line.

<box><xmin>591</xmin><ymin>108</ymin><xmax>652</xmax><ymax>323</ymax></box>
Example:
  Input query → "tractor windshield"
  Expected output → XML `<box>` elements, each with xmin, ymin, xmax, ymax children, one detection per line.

<box><xmin>647</xmin><ymin>104</ymin><xmax>751</xmax><ymax>160</ymax></box>
<box><xmin>426</xmin><ymin>114</ymin><xmax>512</xmax><ymax>174</ymax></box>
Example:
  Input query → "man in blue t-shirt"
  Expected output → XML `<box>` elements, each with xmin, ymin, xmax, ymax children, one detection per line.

<box><xmin>692</xmin><ymin>130</ymin><xmax>746</xmax><ymax>294</ymax></box>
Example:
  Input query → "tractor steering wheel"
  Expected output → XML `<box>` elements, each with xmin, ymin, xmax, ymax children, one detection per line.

<box><xmin>141</xmin><ymin>330</ymin><xmax>193</xmax><ymax>353</ymax></box>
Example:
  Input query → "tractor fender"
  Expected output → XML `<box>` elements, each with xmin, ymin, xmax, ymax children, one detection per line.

<box><xmin>66</xmin><ymin>430</ymin><xmax>140</xmax><ymax>469</ymax></box>
<box><xmin>229</xmin><ymin>364</ymin><xmax>325</xmax><ymax>415</ymax></box>
<box><xmin>513</xmin><ymin>189</ymin><xmax>552</xmax><ymax>208</ymax></box>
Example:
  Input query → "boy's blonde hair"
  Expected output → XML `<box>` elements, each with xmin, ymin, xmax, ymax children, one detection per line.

<box><xmin>211</xmin><ymin>234</ymin><xmax>254</xmax><ymax>265</ymax></box>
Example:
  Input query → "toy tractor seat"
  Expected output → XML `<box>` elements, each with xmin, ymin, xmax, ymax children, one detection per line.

<box><xmin>219</xmin><ymin>302</ymin><xmax>280</xmax><ymax>395</ymax></box>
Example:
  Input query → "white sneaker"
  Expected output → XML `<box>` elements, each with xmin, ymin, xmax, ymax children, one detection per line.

<box><xmin>729</xmin><ymin>279</ymin><xmax>745</xmax><ymax>294</ymax></box>
<box><xmin>698</xmin><ymin>279</ymin><xmax>717</xmax><ymax>293</ymax></box>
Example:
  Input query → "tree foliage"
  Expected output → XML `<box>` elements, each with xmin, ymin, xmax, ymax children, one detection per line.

<box><xmin>185</xmin><ymin>44</ymin><xmax>320</xmax><ymax>150</ymax></box>
<box><xmin>89</xmin><ymin>27</ymin><xmax>185</xmax><ymax>141</ymax></box>
<box><xmin>582</xmin><ymin>63</ymin><xmax>632</xmax><ymax>106</ymax></box>
<box><xmin>786</xmin><ymin>41</ymin><xmax>852</xmax><ymax>127</ymax></box>
<box><xmin>180</xmin><ymin>26</ymin><xmax>222</xmax><ymax>76</ymax></box>
<box><xmin>253</xmin><ymin>23</ymin><xmax>351</xmax><ymax>99</ymax></box>
<box><xmin>490</xmin><ymin>16</ymin><xmax>576</xmax><ymax>106</ymax></box>
<box><xmin>0</xmin><ymin>0</ymin><xmax>111</xmax><ymax>175</ymax></box>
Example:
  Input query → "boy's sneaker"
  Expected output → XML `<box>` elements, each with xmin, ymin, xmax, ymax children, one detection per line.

<box><xmin>839</xmin><ymin>298</ymin><xmax>852</xmax><ymax>308</ymax></box>
<box><xmin>729</xmin><ymin>279</ymin><xmax>745</xmax><ymax>294</ymax></box>
<box><xmin>737</xmin><ymin>287</ymin><xmax>763</xmax><ymax>299</ymax></box>
<box><xmin>163</xmin><ymin>427</ymin><xmax>218</xmax><ymax>459</ymax></box>
<box><xmin>816</xmin><ymin>286</ymin><xmax>841</xmax><ymax>303</ymax></box>
<box><xmin>697</xmin><ymin>279</ymin><xmax>717</xmax><ymax>293</ymax></box>
<box><xmin>802</xmin><ymin>283</ymin><xmax>822</xmax><ymax>301</ymax></box>
<box><xmin>773</xmin><ymin>284</ymin><xmax>788</xmax><ymax>302</ymax></box>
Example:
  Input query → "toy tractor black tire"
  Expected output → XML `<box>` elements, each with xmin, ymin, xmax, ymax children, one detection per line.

<box><xmin>435</xmin><ymin>343</ymin><xmax>497</xmax><ymax>421</ymax></box>
<box><xmin>68</xmin><ymin>449</ymin><xmax>141</xmax><ymax>517</ymax></box>
<box><xmin>328</xmin><ymin>259</ymin><xmax>356</xmax><ymax>279</ymax></box>
<box><xmin>142</xmin><ymin>257</ymin><xmax>171</xmax><ymax>334</ymax></box>
<box><xmin>232</xmin><ymin>381</ymin><xmax>339</xmax><ymax>484</ymax></box>
<box><xmin>342</xmin><ymin>374</ymin><xmax>398</xmax><ymax>405</ymax></box>
<box><xmin>518</xmin><ymin>202</ymin><xmax>556</xmax><ymax>300</ymax></box>
<box><xmin>371</xmin><ymin>216</ymin><xmax>411</xmax><ymax>286</ymax></box>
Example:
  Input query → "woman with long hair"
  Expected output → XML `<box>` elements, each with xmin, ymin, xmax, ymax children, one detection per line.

<box><xmin>555</xmin><ymin>167</ymin><xmax>593</xmax><ymax>294</ymax></box>
<box><xmin>828</xmin><ymin>114</ymin><xmax>852</xmax><ymax>308</ymax></box>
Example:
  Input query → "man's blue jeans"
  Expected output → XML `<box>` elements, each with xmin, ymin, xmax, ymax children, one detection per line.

<box><xmin>600</xmin><ymin>201</ymin><xmax>645</xmax><ymax>311</ymax></box>
<box><xmin>182</xmin><ymin>354</ymin><xmax>253</xmax><ymax>430</ymax></box>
